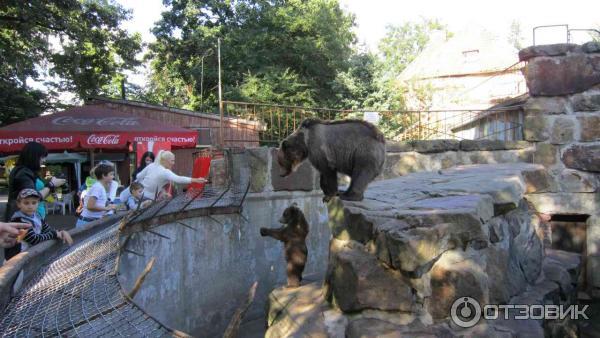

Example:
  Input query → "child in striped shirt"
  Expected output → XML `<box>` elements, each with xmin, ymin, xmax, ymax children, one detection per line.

<box><xmin>6</xmin><ymin>189</ymin><xmax>72</xmax><ymax>259</ymax></box>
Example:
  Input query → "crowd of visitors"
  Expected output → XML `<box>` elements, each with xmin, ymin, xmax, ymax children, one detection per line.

<box><xmin>1</xmin><ymin>143</ymin><xmax>207</xmax><ymax>261</ymax></box>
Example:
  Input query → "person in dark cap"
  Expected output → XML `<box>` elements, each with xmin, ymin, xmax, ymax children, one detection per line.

<box><xmin>4</xmin><ymin>188</ymin><xmax>73</xmax><ymax>260</ymax></box>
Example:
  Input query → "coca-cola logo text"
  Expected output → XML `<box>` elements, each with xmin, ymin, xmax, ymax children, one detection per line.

<box><xmin>52</xmin><ymin>116</ymin><xmax>139</xmax><ymax>126</ymax></box>
<box><xmin>87</xmin><ymin>134</ymin><xmax>121</xmax><ymax>145</ymax></box>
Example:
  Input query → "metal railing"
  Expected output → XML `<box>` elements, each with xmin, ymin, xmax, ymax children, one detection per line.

<box><xmin>533</xmin><ymin>24</ymin><xmax>600</xmax><ymax>45</ymax></box>
<box><xmin>222</xmin><ymin>101</ymin><xmax>524</xmax><ymax>145</ymax></box>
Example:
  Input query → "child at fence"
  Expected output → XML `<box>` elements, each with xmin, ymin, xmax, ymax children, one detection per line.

<box><xmin>76</xmin><ymin>163</ymin><xmax>117</xmax><ymax>228</ymax></box>
<box><xmin>124</xmin><ymin>182</ymin><xmax>152</xmax><ymax>211</ymax></box>
<box><xmin>5</xmin><ymin>189</ymin><xmax>73</xmax><ymax>260</ymax></box>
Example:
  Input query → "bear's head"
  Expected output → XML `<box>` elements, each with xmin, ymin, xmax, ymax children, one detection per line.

<box><xmin>277</xmin><ymin>131</ymin><xmax>308</xmax><ymax>177</ymax></box>
<box><xmin>279</xmin><ymin>203</ymin><xmax>301</xmax><ymax>224</ymax></box>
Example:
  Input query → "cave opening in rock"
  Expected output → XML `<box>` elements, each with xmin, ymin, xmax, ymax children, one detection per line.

<box><xmin>549</xmin><ymin>214</ymin><xmax>590</xmax><ymax>292</ymax></box>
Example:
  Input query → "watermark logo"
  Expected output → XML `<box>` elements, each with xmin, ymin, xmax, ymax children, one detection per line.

<box><xmin>450</xmin><ymin>297</ymin><xmax>481</xmax><ymax>328</ymax></box>
<box><xmin>450</xmin><ymin>297</ymin><xmax>589</xmax><ymax>328</ymax></box>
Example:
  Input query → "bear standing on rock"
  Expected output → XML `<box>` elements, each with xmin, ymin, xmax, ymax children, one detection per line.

<box><xmin>260</xmin><ymin>204</ymin><xmax>309</xmax><ymax>288</ymax></box>
<box><xmin>277</xmin><ymin>118</ymin><xmax>385</xmax><ymax>202</ymax></box>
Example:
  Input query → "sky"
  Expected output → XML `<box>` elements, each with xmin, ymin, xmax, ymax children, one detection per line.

<box><xmin>116</xmin><ymin>0</ymin><xmax>599</xmax><ymax>87</ymax></box>
<box><xmin>339</xmin><ymin>0</ymin><xmax>599</xmax><ymax>49</ymax></box>
<box><xmin>118</xmin><ymin>0</ymin><xmax>599</xmax><ymax>49</ymax></box>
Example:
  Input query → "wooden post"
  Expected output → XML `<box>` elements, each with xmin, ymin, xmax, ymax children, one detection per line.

<box><xmin>223</xmin><ymin>281</ymin><xmax>258</xmax><ymax>338</ymax></box>
<box><xmin>128</xmin><ymin>257</ymin><xmax>156</xmax><ymax>299</ymax></box>
<box><xmin>89</xmin><ymin>149</ymin><xmax>95</xmax><ymax>167</ymax></box>
<box><xmin>418</xmin><ymin>112</ymin><xmax>422</xmax><ymax>139</ymax></box>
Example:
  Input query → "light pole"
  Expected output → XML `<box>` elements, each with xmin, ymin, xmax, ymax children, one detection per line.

<box><xmin>218</xmin><ymin>38</ymin><xmax>223</xmax><ymax>148</ymax></box>
<box><xmin>199</xmin><ymin>49</ymin><xmax>213</xmax><ymax>112</ymax></box>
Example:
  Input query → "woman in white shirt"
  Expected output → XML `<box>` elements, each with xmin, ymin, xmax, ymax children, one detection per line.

<box><xmin>76</xmin><ymin>163</ymin><xmax>117</xmax><ymax>228</ymax></box>
<box><xmin>136</xmin><ymin>150</ymin><xmax>206</xmax><ymax>200</ymax></box>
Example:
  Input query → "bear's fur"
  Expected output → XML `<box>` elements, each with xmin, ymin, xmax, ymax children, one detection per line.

<box><xmin>277</xmin><ymin>118</ymin><xmax>385</xmax><ymax>201</ymax></box>
<box><xmin>260</xmin><ymin>204</ymin><xmax>309</xmax><ymax>288</ymax></box>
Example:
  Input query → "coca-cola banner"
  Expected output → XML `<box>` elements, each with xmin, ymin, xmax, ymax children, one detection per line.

<box><xmin>0</xmin><ymin>105</ymin><xmax>198</xmax><ymax>152</ymax></box>
<box><xmin>0</xmin><ymin>133</ymin><xmax>79</xmax><ymax>152</ymax></box>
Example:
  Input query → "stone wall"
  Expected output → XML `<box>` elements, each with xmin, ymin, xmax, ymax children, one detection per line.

<box><xmin>383</xmin><ymin>139</ymin><xmax>534</xmax><ymax>177</ymax></box>
<box><xmin>382</xmin><ymin>43</ymin><xmax>600</xmax><ymax>294</ymax></box>
<box><xmin>519</xmin><ymin>42</ymin><xmax>600</xmax><ymax>295</ymax></box>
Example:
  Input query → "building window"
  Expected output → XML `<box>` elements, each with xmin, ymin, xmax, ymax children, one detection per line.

<box><xmin>196</xmin><ymin>128</ymin><xmax>212</xmax><ymax>146</ymax></box>
<box><xmin>462</xmin><ymin>49</ymin><xmax>480</xmax><ymax>62</ymax></box>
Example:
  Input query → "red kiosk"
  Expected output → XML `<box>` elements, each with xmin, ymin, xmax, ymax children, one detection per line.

<box><xmin>0</xmin><ymin>105</ymin><xmax>198</xmax><ymax>152</ymax></box>
<box><xmin>0</xmin><ymin>105</ymin><xmax>201</xmax><ymax>189</ymax></box>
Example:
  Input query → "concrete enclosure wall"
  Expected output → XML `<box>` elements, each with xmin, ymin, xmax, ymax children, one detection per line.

<box><xmin>118</xmin><ymin>190</ymin><xmax>330</xmax><ymax>337</ymax></box>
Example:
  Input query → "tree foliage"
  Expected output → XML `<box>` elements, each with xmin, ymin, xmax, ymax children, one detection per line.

<box><xmin>508</xmin><ymin>20</ymin><xmax>525</xmax><ymax>50</ymax></box>
<box><xmin>0</xmin><ymin>0</ymin><xmax>142</xmax><ymax>124</ymax></box>
<box><xmin>377</xmin><ymin>19</ymin><xmax>447</xmax><ymax>79</ymax></box>
<box><xmin>147</xmin><ymin>0</ymin><xmax>355</xmax><ymax>110</ymax></box>
<box><xmin>1</xmin><ymin>0</ymin><xmax>450</xmax><ymax>143</ymax></box>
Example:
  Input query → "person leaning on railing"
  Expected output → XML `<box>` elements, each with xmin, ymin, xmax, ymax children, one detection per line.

<box><xmin>136</xmin><ymin>150</ymin><xmax>206</xmax><ymax>200</ymax></box>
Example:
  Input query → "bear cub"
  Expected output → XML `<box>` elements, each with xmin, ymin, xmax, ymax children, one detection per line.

<box><xmin>277</xmin><ymin>118</ymin><xmax>385</xmax><ymax>202</ymax></box>
<box><xmin>260</xmin><ymin>203</ymin><xmax>309</xmax><ymax>288</ymax></box>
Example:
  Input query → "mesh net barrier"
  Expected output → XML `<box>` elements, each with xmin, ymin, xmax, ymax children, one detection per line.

<box><xmin>0</xmin><ymin>225</ymin><xmax>173</xmax><ymax>337</ymax></box>
<box><xmin>128</xmin><ymin>150</ymin><xmax>250</xmax><ymax>225</ymax></box>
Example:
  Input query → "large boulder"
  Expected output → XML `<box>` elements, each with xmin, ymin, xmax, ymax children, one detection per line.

<box><xmin>505</xmin><ymin>208</ymin><xmax>544</xmax><ymax>284</ymax></box>
<box><xmin>427</xmin><ymin>250</ymin><xmax>488</xmax><ymax>320</ymax></box>
<box><xmin>562</xmin><ymin>144</ymin><xmax>600</xmax><ymax>172</ymax></box>
<box><xmin>519</xmin><ymin>44</ymin><xmax>583</xmax><ymax>61</ymax></box>
<box><xmin>345</xmin><ymin>318</ymin><xmax>455</xmax><ymax>338</ymax></box>
<box><xmin>523</xmin><ymin>53</ymin><xmax>600</xmax><ymax>96</ymax></box>
<box><xmin>265</xmin><ymin>283</ymin><xmax>331</xmax><ymax>338</ymax></box>
<box><xmin>375</xmin><ymin>209</ymin><xmax>487</xmax><ymax>276</ymax></box>
<box><xmin>327</xmin><ymin>240</ymin><xmax>415</xmax><ymax>313</ymax></box>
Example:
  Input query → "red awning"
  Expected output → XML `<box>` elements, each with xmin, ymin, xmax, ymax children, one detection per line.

<box><xmin>0</xmin><ymin>105</ymin><xmax>198</xmax><ymax>152</ymax></box>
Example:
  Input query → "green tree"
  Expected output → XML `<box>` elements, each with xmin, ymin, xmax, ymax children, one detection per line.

<box><xmin>233</xmin><ymin>68</ymin><xmax>316</xmax><ymax>106</ymax></box>
<box><xmin>377</xmin><ymin>19</ymin><xmax>447</xmax><ymax>79</ymax></box>
<box><xmin>146</xmin><ymin>0</ymin><xmax>356</xmax><ymax>111</ymax></box>
<box><xmin>365</xmin><ymin>18</ymin><xmax>448</xmax><ymax>112</ymax></box>
<box><xmin>0</xmin><ymin>0</ymin><xmax>142</xmax><ymax>124</ymax></box>
<box><xmin>356</xmin><ymin>19</ymin><xmax>448</xmax><ymax>139</ymax></box>
<box><xmin>508</xmin><ymin>20</ymin><xmax>524</xmax><ymax>50</ymax></box>
<box><xmin>331</xmin><ymin>50</ymin><xmax>377</xmax><ymax>109</ymax></box>
<box><xmin>592</xmin><ymin>26</ymin><xmax>600</xmax><ymax>42</ymax></box>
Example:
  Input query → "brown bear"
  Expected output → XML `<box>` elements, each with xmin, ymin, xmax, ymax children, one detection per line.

<box><xmin>277</xmin><ymin>118</ymin><xmax>385</xmax><ymax>202</ymax></box>
<box><xmin>260</xmin><ymin>203</ymin><xmax>309</xmax><ymax>288</ymax></box>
